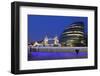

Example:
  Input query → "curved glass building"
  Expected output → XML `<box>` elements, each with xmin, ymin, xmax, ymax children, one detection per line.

<box><xmin>59</xmin><ymin>22</ymin><xmax>87</xmax><ymax>47</ymax></box>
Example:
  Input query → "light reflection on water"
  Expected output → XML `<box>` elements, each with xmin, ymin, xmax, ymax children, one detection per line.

<box><xmin>28</xmin><ymin>51</ymin><xmax>88</xmax><ymax>61</ymax></box>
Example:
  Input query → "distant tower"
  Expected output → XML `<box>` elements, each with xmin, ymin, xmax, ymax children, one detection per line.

<box><xmin>54</xmin><ymin>36</ymin><xmax>59</xmax><ymax>45</ymax></box>
<box><xmin>44</xmin><ymin>35</ymin><xmax>48</xmax><ymax>46</ymax></box>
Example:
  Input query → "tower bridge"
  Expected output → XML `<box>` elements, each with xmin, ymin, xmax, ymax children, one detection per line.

<box><xmin>33</xmin><ymin>35</ymin><xmax>61</xmax><ymax>47</ymax></box>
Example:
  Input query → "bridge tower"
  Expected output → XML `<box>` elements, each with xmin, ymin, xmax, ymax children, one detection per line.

<box><xmin>54</xmin><ymin>36</ymin><xmax>59</xmax><ymax>45</ymax></box>
<box><xmin>44</xmin><ymin>35</ymin><xmax>48</xmax><ymax>46</ymax></box>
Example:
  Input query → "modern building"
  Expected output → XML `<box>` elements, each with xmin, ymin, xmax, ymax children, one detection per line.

<box><xmin>59</xmin><ymin>22</ymin><xmax>87</xmax><ymax>47</ymax></box>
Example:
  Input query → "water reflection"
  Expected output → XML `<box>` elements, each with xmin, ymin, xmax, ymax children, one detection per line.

<box><xmin>28</xmin><ymin>51</ymin><xmax>88</xmax><ymax>61</ymax></box>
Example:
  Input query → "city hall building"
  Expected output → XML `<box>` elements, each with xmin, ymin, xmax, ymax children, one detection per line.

<box><xmin>59</xmin><ymin>22</ymin><xmax>87</xmax><ymax>47</ymax></box>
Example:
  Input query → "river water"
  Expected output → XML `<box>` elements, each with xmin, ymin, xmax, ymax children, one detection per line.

<box><xmin>28</xmin><ymin>51</ymin><xmax>88</xmax><ymax>61</ymax></box>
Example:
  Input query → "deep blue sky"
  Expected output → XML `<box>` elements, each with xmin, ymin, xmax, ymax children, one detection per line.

<box><xmin>28</xmin><ymin>15</ymin><xmax>88</xmax><ymax>43</ymax></box>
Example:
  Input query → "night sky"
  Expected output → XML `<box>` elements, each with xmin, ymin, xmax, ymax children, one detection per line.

<box><xmin>28</xmin><ymin>15</ymin><xmax>88</xmax><ymax>43</ymax></box>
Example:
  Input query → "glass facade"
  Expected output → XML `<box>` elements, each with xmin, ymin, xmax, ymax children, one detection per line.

<box><xmin>59</xmin><ymin>22</ymin><xmax>87</xmax><ymax>47</ymax></box>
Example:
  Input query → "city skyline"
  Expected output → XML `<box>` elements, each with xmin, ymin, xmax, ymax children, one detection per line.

<box><xmin>28</xmin><ymin>15</ymin><xmax>88</xmax><ymax>43</ymax></box>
